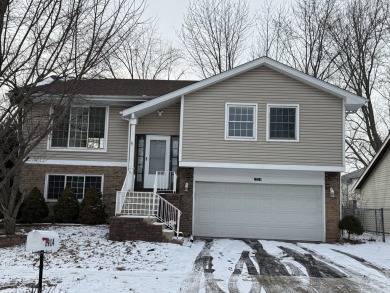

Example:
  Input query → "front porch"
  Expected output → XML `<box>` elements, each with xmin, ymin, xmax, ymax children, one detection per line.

<box><xmin>111</xmin><ymin>167</ymin><xmax>193</xmax><ymax>242</ymax></box>
<box><xmin>111</xmin><ymin>101</ymin><xmax>188</xmax><ymax>242</ymax></box>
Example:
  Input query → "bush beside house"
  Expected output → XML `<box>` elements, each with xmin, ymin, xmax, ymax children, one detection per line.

<box><xmin>80</xmin><ymin>188</ymin><xmax>106</xmax><ymax>225</ymax></box>
<box><xmin>339</xmin><ymin>215</ymin><xmax>364</xmax><ymax>240</ymax></box>
<box><xmin>54</xmin><ymin>187</ymin><xmax>79</xmax><ymax>223</ymax></box>
<box><xmin>20</xmin><ymin>187</ymin><xmax>49</xmax><ymax>223</ymax></box>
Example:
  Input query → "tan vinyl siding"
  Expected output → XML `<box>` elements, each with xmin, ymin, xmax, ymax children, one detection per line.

<box><xmin>361</xmin><ymin>148</ymin><xmax>390</xmax><ymax>215</ymax></box>
<box><xmin>136</xmin><ymin>102</ymin><xmax>180</xmax><ymax>135</ymax></box>
<box><xmin>182</xmin><ymin>66</ymin><xmax>343</xmax><ymax>166</ymax></box>
<box><xmin>360</xmin><ymin>148</ymin><xmax>390</xmax><ymax>233</ymax></box>
<box><xmin>29</xmin><ymin>105</ymin><xmax>128</xmax><ymax>162</ymax></box>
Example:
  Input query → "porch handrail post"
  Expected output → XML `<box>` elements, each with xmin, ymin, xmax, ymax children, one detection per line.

<box><xmin>176</xmin><ymin>211</ymin><xmax>181</xmax><ymax>239</ymax></box>
<box><xmin>173</xmin><ymin>172</ymin><xmax>177</xmax><ymax>193</ymax></box>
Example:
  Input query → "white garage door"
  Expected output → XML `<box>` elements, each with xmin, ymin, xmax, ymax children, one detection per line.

<box><xmin>194</xmin><ymin>182</ymin><xmax>324</xmax><ymax>241</ymax></box>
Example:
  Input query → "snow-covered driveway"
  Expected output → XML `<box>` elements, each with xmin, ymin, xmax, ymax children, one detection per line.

<box><xmin>1</xmin><ymin>225</ymin><xmax>389</xmax><ymax>292</ymax></box>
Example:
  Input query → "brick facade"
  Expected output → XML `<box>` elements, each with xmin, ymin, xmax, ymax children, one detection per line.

<box><xmin>20</xmin><ymin>164</ymin><xmax>126</xmax><ymax>217</ymax></box>
<box><xmin>160</xmin><ymin>167</ymin><xmax>194</xmax><ymax>236</ymax></box>
<box><xmin>0</xmin><ymin>234</ymin><xmax>27</xmax><ymax>248</ymax></box>
<box><xmin>325</xmin><ymin>172</ymin><xmax>341</xmax><ymax>242</ymax></box>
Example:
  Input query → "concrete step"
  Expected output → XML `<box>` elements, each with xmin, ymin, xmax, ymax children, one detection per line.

<box><xmin>162</xmin><ymin>228</ymin><xmax>175</xmax><ymax>240</ymax></box>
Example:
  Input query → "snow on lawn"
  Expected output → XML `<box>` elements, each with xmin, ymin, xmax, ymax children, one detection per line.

<box><xmin>1</xmin><ymin>225</ymin><xmax>390</xmax><ymax>293</ymax></box>
<box><xmin>0</xmin><ymin>225</ymin><xmax>204</xmax><ymax>292</ymax></box>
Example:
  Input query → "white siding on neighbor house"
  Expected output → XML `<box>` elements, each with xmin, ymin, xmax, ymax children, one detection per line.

<box><xmin>29</xmin><ymin>105</ymin><xmax>128</xmax><ymax>163</ymax></box>
<box><xmin>136</xmin><ymin>102</ymin><xmax>180</xmax><ymax>135</ymax></box>
<box><xmin>182</xmin><ymin>66</ymin><xmax>344</xmax><ymax>167</ymax></box>
<box><xmin>361</xmin><ymin>148</ymin><xmax>390</xmax><ymax>233</ymax></box>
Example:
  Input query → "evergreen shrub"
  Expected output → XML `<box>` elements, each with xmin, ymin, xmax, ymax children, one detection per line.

<box><xmin>79</xmin><ymin>188</ymin><xmax>106</xmax><ymax>225</ymax></box>
<box><xmin>338</xmin><ymin>215</ymin><xmax>364</xmax><ymax>240</ymax></box>
<box><xmin>54</xmin><ymin>186</ymin><xmax>79</xmax><ymax>223</ymax></box>
<box><xmin>20</xmin><ymin>187</ymin><xmax>49</xmax><ymax>223</ymax></box>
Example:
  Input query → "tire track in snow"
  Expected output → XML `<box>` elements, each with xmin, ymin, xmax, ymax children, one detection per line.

<box><xmin>228</xmin><ymin>250</ymin><xmax>261</xmax><ymax>293</ymax></box>
<box><xmin>298</xmin><ymin>246</ymin><xmax>384</xmax><ymax>292</ymax></box>
<box><xmin>332</xmin><ymin>249</ymin><xmax>390</xmax><ymax>278</ymax></box>
<box><xmin>180</xmin><ymin>240</ymin><xmax>224</xmax><ymax>293</ymax></box>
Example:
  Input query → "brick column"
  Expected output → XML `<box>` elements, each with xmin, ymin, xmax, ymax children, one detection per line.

<box><xmin>177</xmin><ymin>167</ymin><xmax>194</xmax><ymax>236</ymax></box>
<box><xmin>325</xmin><ymin>172</ymin><xmax>341</xmax><ymax>242</ymax></box>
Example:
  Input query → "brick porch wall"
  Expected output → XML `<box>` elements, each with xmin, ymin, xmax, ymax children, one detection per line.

<box><xmin>161</xmin><ymin>167</ymin><xmax>194</xmax><ymax>236</ymax></box>
<box><xmin>325</xmin><ymin>172</ymin><xmax>341</xmax><ymax>242</ymax></box>
<box><xmin>20</xmin><ymin>164</ymin><xmax>127</xmax><ymax>217</ymax></box>
<box><xmin>109</xmin><ymin>217</ymin><xmax>165</xmax><ymax>242</ymax></box>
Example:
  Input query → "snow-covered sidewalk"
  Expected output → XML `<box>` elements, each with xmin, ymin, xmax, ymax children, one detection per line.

<box><xmin>1</xmin><ymin>225</ymin><xmax>389</xmax><ymax>292</ymax></box>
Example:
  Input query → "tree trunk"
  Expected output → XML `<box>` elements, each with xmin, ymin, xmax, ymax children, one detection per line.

<box><xmin>3</xmin><ymin>213</ymin><xmax>16</xmax><ymax>235</ymax></box>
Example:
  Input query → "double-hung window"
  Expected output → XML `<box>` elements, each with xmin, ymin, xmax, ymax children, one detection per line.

<box><xmin>267</xmin><ymin>104</ymin><xmax>299</xmax><ymax>141</ymax></box>
<box><xmin>46</xmin><ymin>174</ymin><xmax>103</xmax><ymax>200</ymax></box>
<box><xmin>50</xmin><ymin>106</ymin><xmax>107</xmax><ymax>150</ymax></box>
<box><xmin>225</xmin><ymin>103</ymin><xmax>257</xmax><ymax>140</ymax></box>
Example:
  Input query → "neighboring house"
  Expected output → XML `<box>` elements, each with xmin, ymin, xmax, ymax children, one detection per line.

<box><xmin>354</xmin><ymin>134</ymin><xmax>390</xmax><ymax>233</ymax></box>
<box><xmin>21</xmin><ymin>57</ymin><xmax>366</xmax><ymax>242</ymax></box>
<box><xmin>341</xmin><ymin>168</ymin><xmax>365</xmax><ymax>208</ymax></box>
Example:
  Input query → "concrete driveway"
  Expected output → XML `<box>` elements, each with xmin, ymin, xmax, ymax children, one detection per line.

<box><xmin>180</xmin><ymin>239</ymin><xmax>390</xmax><ymax>293</ymax></box>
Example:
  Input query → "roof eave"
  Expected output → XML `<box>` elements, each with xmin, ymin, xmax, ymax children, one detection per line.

<box><xmin>122</xmin><ymin>57</ymin><xmax>367</xmax><ymax>118</ymax></box>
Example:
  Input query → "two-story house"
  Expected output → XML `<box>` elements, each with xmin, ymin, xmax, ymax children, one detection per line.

<box><xmin>21</xmin><ymin>57</ymin><xmax>366</xmax><ymax>242</ymax></box>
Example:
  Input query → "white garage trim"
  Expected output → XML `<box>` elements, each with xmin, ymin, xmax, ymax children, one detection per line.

<box><xmin>194</xmin><ymin>168</ymin><xmax>325</xmax><ymax>186</ymax></box>
<box><xmin>180</xmin><ymin>161</ymin><xmax>344</xmax><ymax>172</ymax></box>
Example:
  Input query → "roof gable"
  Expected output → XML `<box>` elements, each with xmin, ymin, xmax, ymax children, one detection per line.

<box><xmin>354</xmin><ymin>133</ymin><xmax>390</xmax><ymax>189</ymax></box>
<box><xmin>122</xmin><ymin>57</ymin><xmax>366</xmax><ymax>118</ymax></box>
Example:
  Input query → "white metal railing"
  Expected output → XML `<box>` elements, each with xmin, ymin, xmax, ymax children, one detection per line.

<box><xmin>153</xmin><ymin>171</ymin><xmax>177</xmax><ymax>194</ymax></box>
<box><xmin>121</xmin><ymin>170</ymin><xmax>134</xmax><ymax>192</ymax></box>
<box><xmin>115</xmin><ymin>190</ymin><xmax>182</xmax><ymax>237</ymax></box>
<box><xmin>155</xmin><ymin>194</ymin><xmax>182</xmax><ymax>237</ymax></box>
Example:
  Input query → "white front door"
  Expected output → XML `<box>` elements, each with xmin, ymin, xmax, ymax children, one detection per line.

<box><xmin>144</xmin><ymin>135</ymin><xmax>170</xmax><ymax>189</ymax></box>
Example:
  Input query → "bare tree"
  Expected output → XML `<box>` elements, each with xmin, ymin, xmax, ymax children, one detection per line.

<box><xmin>104</xmin><ymin>21</ymin><xmax>183</xmax><ymax>80</ymax></box>
<box><xmin>330</xmin><ymin>0</ymin><xmax>390</xmax><ymax>168</ymax></box>
<box><xmin>251</xmin><ymin>0</ymin><xmax>287</xmax><ymax>61</ymax></box>
<box><xmin>0</xmin><ymin>0</ymin><xmax>146</xmax><ymax>235</ymax></box>
<box><xmin>261</xmin><ymin>0</ymin><xmax>339</xmax><ymax>80</ymax></box>
<box><xmin>179</xmin><ymin>0</ymin><xmax>253</xmax><ymax>78</ymax></box>
<box><xmin>253</xmin><ymin>0</ymin><xmax>390</xmax><ymax>169</ymax></box>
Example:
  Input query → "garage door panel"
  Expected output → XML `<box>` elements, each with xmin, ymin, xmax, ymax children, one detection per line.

<box><xmin>194</xmin><ymin>182</ymin><xmax>324</xmax><ymax>241</ymax></box>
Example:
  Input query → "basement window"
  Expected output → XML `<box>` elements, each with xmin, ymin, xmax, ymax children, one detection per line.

<box><xmin>46</xmin><ymin>174</ymin><xmax>103</xmax><ymax>200</ymax></box>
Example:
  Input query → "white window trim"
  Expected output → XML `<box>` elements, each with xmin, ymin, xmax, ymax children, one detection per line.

<box><xmin>44</xmin><ymin>173</ymin><xmax>104</xmax><ymax>202</ymax></box>
<box><xmin>47</xmin><ymin>105</ymin><xmax>109</xmax><ymax>153</ymax></box>
<box><xmin>266</xmin><ymin>104</ymin><xmax>299</xmax><ymax>142</ymax></box>
<box><xmin>225</xmin><ymin>102</ymin><xmax>258</xmax><ymax>141</ymax></box>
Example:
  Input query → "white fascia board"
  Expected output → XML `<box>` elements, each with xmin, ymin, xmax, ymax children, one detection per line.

<box><xmin>26</xmin><ymin>159</ymin><xmax>127</xmax><ymax>167</ymax></box>
<box><xmin>122</xmin><ymin>57</ymin><xmax>366</xmax><ymax>119</ymax></box>
<box><xmin>179</xmin><ymin>161</ymin><xmax>345</xmax><ymax>172</ymax></box>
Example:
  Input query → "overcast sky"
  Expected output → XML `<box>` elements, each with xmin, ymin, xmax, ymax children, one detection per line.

<box><xmin>141</xmin><ymin>0</ymin><xmax>268</xmax><ymax>43</ymax></box>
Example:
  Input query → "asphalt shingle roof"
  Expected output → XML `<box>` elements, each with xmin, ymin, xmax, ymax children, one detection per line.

<box><xmin>36</xmin><ymin>79</ymin><xmax>198</xmax><ymax>97</ymax></box>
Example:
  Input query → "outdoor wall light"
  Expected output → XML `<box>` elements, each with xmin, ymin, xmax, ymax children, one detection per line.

<box><xmin>185</xmin><ymin>182</ymin><xmax>189</xmax><ymax>192</ymax></box>
<box><xmin>330</xmin><ymin>188</ymin><xmax>335</xmax><ymax>198</ymax></box>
